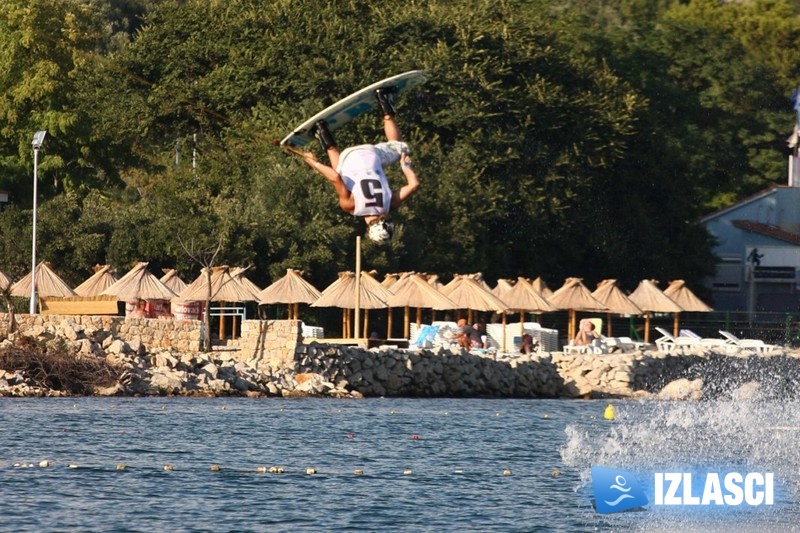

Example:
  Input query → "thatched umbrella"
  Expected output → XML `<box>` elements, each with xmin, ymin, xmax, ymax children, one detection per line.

<box><xmin>231</xmin><ymin>267</ymin><xmax>262</xmax><ymax>297</ymax></box>
<box><xmin>664</xmin><ymin>279</ymin><xmax>712</xmax><ymax>336</ymax></box>
<box><xmin>381</xmin><ymin>272</ymin><xmax>401</xmax><ymax>290</ymax></box>
<box><xmin>531</xmin><ymin>277</ymin><xmax>554</xmax><ymax>299</ymax></box>
<box><xmin>492</xmin><ymin>278</ymin><xmax>515</xmax><ymax>300</ymax></box>
<box><xmin>440</xmin><ymin>274</ymin><xmax>509</xmax><ymax>323</ymax></box>
<box><xmin>178</xmin><ymin>266</ymin><xmax>258</xmax><ymax>339</ymax></box>
<box><xmin>257</xmin><ymin>268</ymin><xmax>321</xmax><ymax>320</ymax></box>
<box><xmin>628</xmin><ymin>279</ymin><xmax>684</xmax><ymax>343</ymax></box>
<box><xmin>0</xmin><ymin>270</ymin><xmax>12</xmax><ymax>291</ymax></box>
<box><xmin>591</xmin><ymin>279</ymin><xmax>643</xmax><ymax>337</ymax></box>
<box><xmin>387</xmin><ymin>273</ymin><xmax>457</xmax><ymax>338</ymax></box>
<box><xmin>12</xmin><ymin>262</ymin><xmax>76</xmax><ymax>311</ymax></box>
<box><xmin>179</xmin><ymin>266</ymin><xmax>257</xmax><ymax>302</ymax></box>
<box><xmin>312</xmin><ymin>271</ymin><xmax>393</xmax><ymax>338</ymax></box>
<box><xmin>74</xmin><ymin>264</ymin><xmax>117</xmax><ymax>297</ymax></box>
<box><xmin>501</xmin><ymin>277</ymin><xmax>557</xmax><ymax>351</ymax></box>
<box><xmin>102</xmin><ymin>262</ymin><xmax>176</xmax><ymax>318</ymax></box>
<box><xmin>160</xmin><ymin>269</ymin><xmax>187</xmax><ymax>295</ymax></box>
<box><xmin>427</xmin><ymin>274</ymin><xmax>444</xmax><ymax>290</ymax></box>
<box><xmin>548</xmin><ymin>277</ymin><xmax>607</xmax><ymax>342</ymax></box>
<box><xmin>102</xmin><ymin>262</ymin><xmax>176</xmax><ymax>301</ymax></box>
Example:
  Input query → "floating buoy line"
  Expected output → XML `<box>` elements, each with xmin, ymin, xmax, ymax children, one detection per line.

<box><xmin>3</xmin><ymin>461</ymin><xmax>558</xmax><ymax>478</ymax></box>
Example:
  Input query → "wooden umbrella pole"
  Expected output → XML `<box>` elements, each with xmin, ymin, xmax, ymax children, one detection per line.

<box><xmin>232</xmin><ymin>309</ymin><xmax>238</xmax><ymax>340</ymax></box>
<box><xmin>220</xmin><ymin>301</ymin><xmax>226</xmax><ymax>340</ymax></box>
<box><xmin>363</xmin><ymin>309</ymin><xmax>369</xmax><ymax>339</ymax></box>
<box><xmin>416</xmin><ymin>307</ymin><xmax>422</xmax><ymax>328</ymax></box>
<box><xmin>645</xmin><ymin>312</ymin><xmax>651</xmax><ymax>343</ymax></box>
<box><xmin>387</xmin><ymin>308</ymin><xmax>393</xmax><ymax>340</ymax></box>
<box><xmin>404</xmin><ymin>306</ymin><xmax>410</xmax><ymax>339</ymax></box>
<box><xmin>569</xmin><ymin>309</ymin><xmax>576</xmax><ymax>341</ymax></box>
<box><xmin>502</xmin><ymin>312</ymin><xmax>507</xmax><ymax>352</ymax></box>
<box><xmin>354</xmin><ymin>236</ymin><xmax>361</xmax><ymax>340</ymax></box>
<box><xmin>673</xmin><ymin>313</ymin><xmax>680</xmax><ymax>337</ymax></box>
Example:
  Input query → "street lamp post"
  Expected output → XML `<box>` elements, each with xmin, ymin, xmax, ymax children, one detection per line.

<box><xmin>30</xmin><ymin>130</ymin><xmax>46</xmax><ymax>314</ymax></box>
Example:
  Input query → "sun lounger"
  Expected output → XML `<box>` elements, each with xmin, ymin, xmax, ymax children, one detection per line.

<box><xmin>718</xmin><ymin>330</ymin><xmax>781</xmax><ymax>353</ymax></box>
<box><xmin>654</xmin><ymin>326</ymin><xmax>700</xmax><ymax>353</ymax></box>
<box><xmin>680</xmin><ymin>329</ymin><xmax>729</xmax><ymax>349</ymax></box>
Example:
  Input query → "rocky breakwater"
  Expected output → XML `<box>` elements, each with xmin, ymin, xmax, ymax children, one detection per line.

<box><xmin>553</xmin><ymin>347</ymin><xmax>800</xmax><ymax>400</ymax></box>
<box><xmin>291</xmin><ymin>343</ymin><xmax>564</xmax><ymax>397</ymax></box>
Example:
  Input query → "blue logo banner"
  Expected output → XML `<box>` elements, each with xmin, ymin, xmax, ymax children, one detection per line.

<box><xmin>592</xmin><ymin>466</ymin><xmax>649</xmax><ymax>514</ymax></box>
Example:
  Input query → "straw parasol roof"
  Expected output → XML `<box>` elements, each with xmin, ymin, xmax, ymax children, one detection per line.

<box><xmin>501</xmin><ymin>277</ymin><xmax>557</xmax><ymax>350</ymax></box>
<box><xmin>591</xmin><ymin>279</ymin><xmax>642</xmax><ymax>336</ymax></box>
<box><xmin>388</xmin><ymin>273</ymin><xmax>456</xmax><ymax>310</ymax></box>
<box><xmin>231</xmin><ymin>267</ymin><xmax>262</xmax><ymax>297</ymax></box>
<box><xmin>257</xmin><ymin>269</ymin><xmax>321</xmax><ymax>320</ymax></box>
<box><xmin>312</xmin><ymin>271</ymin><xmax>394</xmax><ymax>338</ymax></box>
<box><xmin>0</xmin><ymin>270</ymin><xmax>12</xmax><ymax>291</ymax></box>
<box><xmin>664</xmin><ymin>280</ymin><xmax>712</xmax><ymax>312</ymax></box>
<box><xmin>178</xmin><ymin>266</ymin><xmax>257</xmax><ymax>303</ymax></box>
<box><xmin>312</xmin><ymin>271</ymin><xmax>392</xmax><ymax>309</ymax></box>
<box><xmin>102</xmin><ymin>262</ymin><xmax>176</xmax><ymax>301</ymax></box>
<box><xmin>160</xmin><ymin>269</ymin><xmax>187</xmax><ymax>295</ymax></box>
<box><xmin>628</xmin><ymin>279</ymin><xmax>684</xmax><ymax>343</ymax></box>
<box><xmin>503</xmin><ymin>277</ymin><xmax>557</xmax><ymax>315</ymax></box>
<box><xmin>381</xmin><ymin>272</ymin><xmax>401</xmax><ymax>289</ymax></box>
<box><xmin>531</xmin><ymin>277</ymin><xmax>554</xmax><ymax>299</ymax></box>
<box><xmin>664</xmin><ymin>279</ymin><xmax>712</xmax><ymax>336</ymax></box>
<box><xmin>427</xmin><ymin>274</ymin><xmax>444</xmax><ymax>291</ymax></box>
<box><xmin>11</xmin><ymin>261</ymin><xmax>76</xmax><ymax>299</ymax></box>
<box><xmin>548</xmin><ymin>277</ymin><xmax>607</xmax><ymax>341</ymax></box>
<box><xmin>74</xmin><ymin>265</ymin><xmax>117</xmax><ymax>297</ymax></box>
<box><xmin>492</xmin><ymin>278</ymin><xmax>515</xmax><ymax>299</ymax></box>
<box><xmin>440</xmin><ymin>274</ymin><xmax>509</xmax><ymax>321</ymax></box>
<box><xmin>386</xmin><ymin>273</ymin><xmax>458</xmax><ymax>338</ymax></box>
<box><xmin>258</xmin><ymin>269</ymin><xmax>321</xmax><ymax>304</ymax></box>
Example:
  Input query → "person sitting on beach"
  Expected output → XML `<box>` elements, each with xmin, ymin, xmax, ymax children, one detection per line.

<box><xmin>573</xmin><ymin>319</ymin><xmax>600</xmax><ymax>346</ymax></box>
<box><xmin>519</xmin><ymin>333</ymin><xmax>537</xmax><ymax>355</ymax></box>
<box><xmin>457</xmin><ymin>318</ymin><xmax>480</xmax><ymax>350</ymax></box>
<box><xmin>470</xmin><ymin>323</ymin><xmax>486</xmax><ymax>349</ymax></box>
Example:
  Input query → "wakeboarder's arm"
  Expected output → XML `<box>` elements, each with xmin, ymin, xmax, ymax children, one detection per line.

<box><xmin>303</xmin><ymin>152</ymin><xmax>355</xmax><ymax>213</ymax></box>
<box><xmin>391</xmin><ymin>152</ymin><xmax>419</xmax><ymax>209</ymax></box>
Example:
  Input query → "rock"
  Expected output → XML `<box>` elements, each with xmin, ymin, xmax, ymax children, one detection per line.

<box><xmin>155</xmin><ymin>352</ymin><xmax>179</xmax><ymax>369</ymax></box>
<box><xmin>658</xmin><ymin>378</ymin><xmax>703</xmax><ymax>401</ymax></box>
<box><xmin>732</xmin><ymin>381</ymin><xmax>761</xmax><ymax>401</ymax></box>
<box><xmin>95</xmin><ymin>383</ymin><xmax>123</xmax><ymax>396</ymax></box>
<box><xmin>202</xmin><ymin>362</ymin><xmax>219</xmax><ymax>380</ymax></box>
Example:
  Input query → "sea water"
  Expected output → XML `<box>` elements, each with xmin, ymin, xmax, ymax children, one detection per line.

<box><xmin>0</xmin><ymin>397</ymin><xmax>797</xmax><ymax>532</ymax></box>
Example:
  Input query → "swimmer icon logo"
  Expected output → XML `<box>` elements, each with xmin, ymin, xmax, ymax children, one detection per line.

<box><xmin>592</xmin><ymin>466</ymin><xmax>649</xmax><ymax>514</ymax></box>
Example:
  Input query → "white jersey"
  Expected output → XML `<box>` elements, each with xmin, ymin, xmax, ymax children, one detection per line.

<box><xmin>337</xmin><ymin>141</ymin><xmax>407</xmax><ymax>217</ymax></box>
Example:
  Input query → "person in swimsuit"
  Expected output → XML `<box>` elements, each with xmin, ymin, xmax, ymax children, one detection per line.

<box><xmin>302</xmin><ymin>89</ymin><xmax>419</xmax><ymax>244</ymax></box>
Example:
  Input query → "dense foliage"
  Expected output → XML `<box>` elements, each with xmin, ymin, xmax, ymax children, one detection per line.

<box><xmin>1</xmin><ymin>0</ymin><xmax>798</xmax><ymax>297</ymax></box>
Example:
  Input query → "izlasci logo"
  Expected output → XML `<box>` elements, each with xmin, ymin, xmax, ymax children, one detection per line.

<box><xmin>591</xmin><ymin>466</ymin><xmax>649</xmax><ymax>514</ymax></box>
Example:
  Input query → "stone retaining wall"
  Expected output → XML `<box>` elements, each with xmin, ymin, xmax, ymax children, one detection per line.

<box><xmin>0</xmin><ymin>313</ymin><xmax>203</xmax><ymax>353</ymax></box>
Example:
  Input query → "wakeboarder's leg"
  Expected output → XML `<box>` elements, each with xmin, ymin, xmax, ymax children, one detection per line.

<box><xmin>314</xmin><ymin>119</ymin><xmax>341</xmax><ymax>168</ymax></box>
<box><xmin>376</xmin><ymin>89</ymin><xmax>401</xmax><ymax>142</ymax></box>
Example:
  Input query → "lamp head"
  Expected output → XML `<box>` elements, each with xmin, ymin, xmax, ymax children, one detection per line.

<box><xmin>32</xmin><ymin>131</ymin><xmax>47</xmax><ymax>149</ymax></box>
